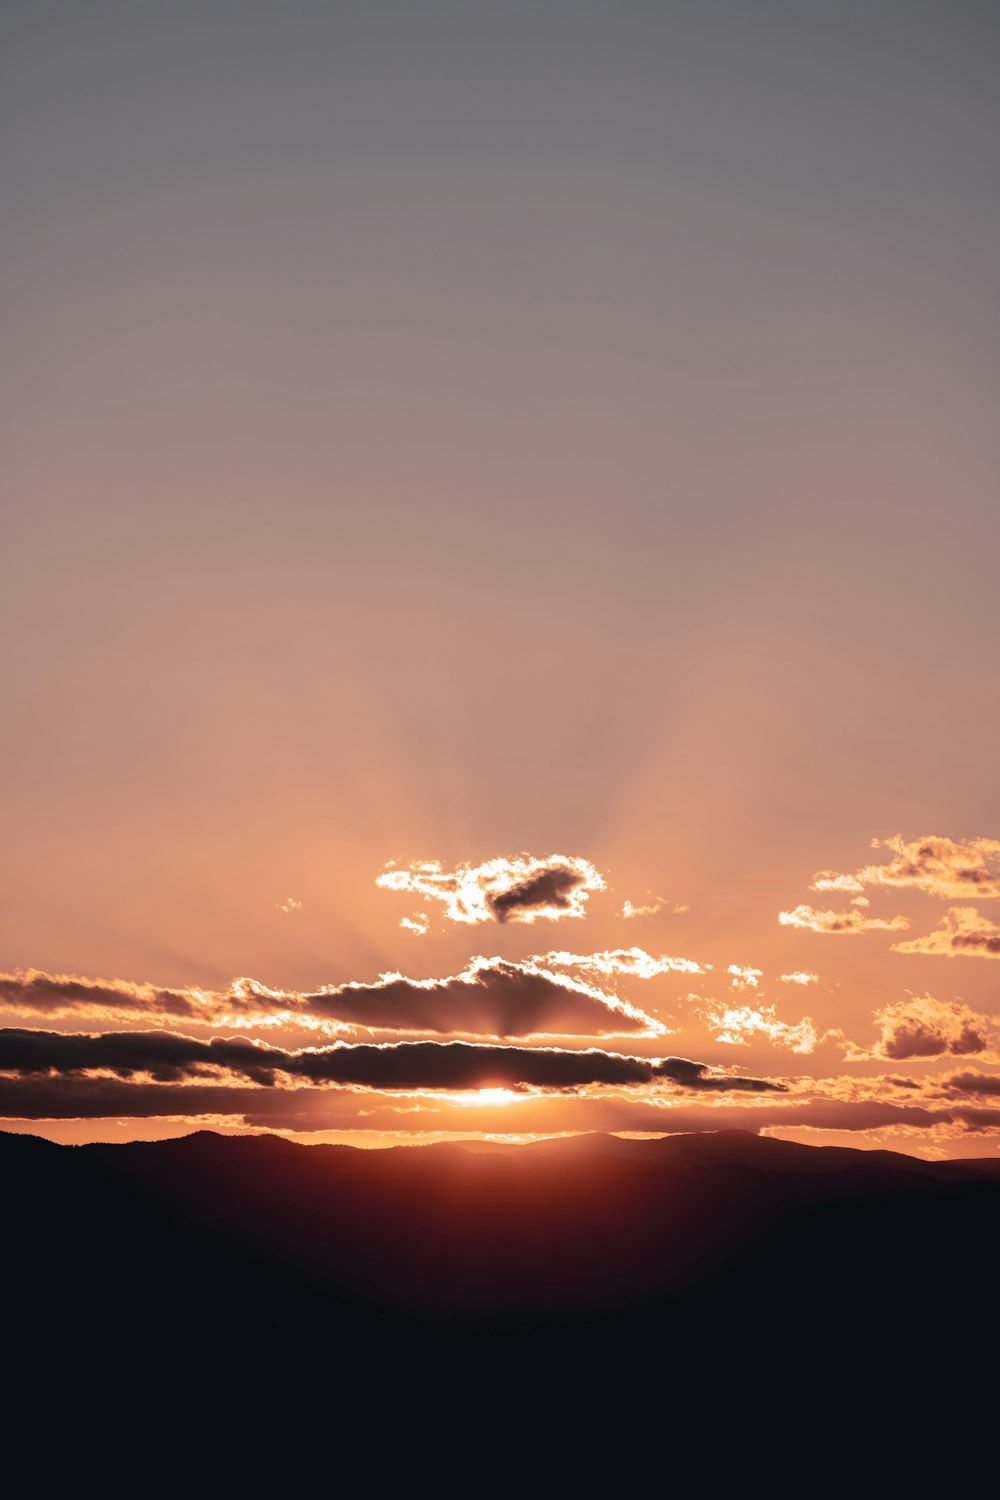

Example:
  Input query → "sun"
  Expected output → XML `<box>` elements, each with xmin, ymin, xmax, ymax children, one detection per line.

<box><xmin>454</xmin><ymin>1088</ymin><xmax>520</xmax><ymax>1108</ymax></box>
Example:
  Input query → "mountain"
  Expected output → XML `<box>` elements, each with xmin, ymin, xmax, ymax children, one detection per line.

<box><xmin>6</xmin><ymin>1125</ymin><xmax>997</xmax><ymax>1461</ymax></box>
<box><xmin>5</xmin><ymin>1125</ymin><xmax>999</xmax><ymax>1336</ymax></box>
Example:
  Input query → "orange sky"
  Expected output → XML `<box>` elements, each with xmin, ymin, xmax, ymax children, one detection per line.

<box><xmin>2</xmin><ymin>2</ymin><xmax>999</xmax><ymax>1158</ymax></box>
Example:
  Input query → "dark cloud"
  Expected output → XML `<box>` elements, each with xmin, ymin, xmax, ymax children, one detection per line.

<box><xmin>2</xmin><ymin>1076</ymin><xmax>999</xmax><ymax>1138</ymax></box>
<box><xmin>944</xmin><ymin>1072</ymin><xmax>1000</xmax><ymax>1098</ymax></box>
<box><xmin>953</xmin><ymin>934</ymin><xmax>1000</xmax><ymax>955</ymax></box>
<box><xmin>948</xmin><ymin>1107</ymin><xmax>1000</xmax><ymax>1132</ymax></box>
<box><xmin>487</xmin><ymin>866</ymin><xmax>585</xmax><ymax>923</ymax></box>
<box><xmin>0</xmin><ymin>970</ymin><xmax>207</xmax><ymax>1021</ymax></box>
<box><xmin>303</xmin><ymin>958</ymin><xmax>661</xmax><ymax>1036</ymax></box>
<box><xmin>0</xmin><ymin>1076</ymin><xmax>334</xmax><ymax>1124</ymax></box>
<box><xmin>0</xmin><ymin>1028</ymin><xmax>784</xmax><ymax>1094</ymax></box>
<box><xmin>0</xmin><ymin>1029</ymin><xmax>280</xmax><ymax>1084</ymax></box>
<box><xmin>376</xmin><ymin>853</ymin><xmax>605</xmax><ymax>926</ymax></box>
<box><xmin>892</xmin><ymin>907</ymin><xmax>1000</xmax><ymax>960</ymax></box>
<box><xmin>867</xmin><ymin>997</ymin><xmax>991</xmax><ymax>1061</ymax></box>
<box><xmin>0</xmin><ymin>960</ymin><xmax>660</xmax><ymax>1037</ymax></box>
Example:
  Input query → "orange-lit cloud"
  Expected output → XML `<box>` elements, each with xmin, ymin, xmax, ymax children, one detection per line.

<box><xmin>619</xmin><ymin>896</ymin><xmax>683</xmax><ymax>919</ymax></box>
<box><xmin>0</xmin><ymin>1028</ymin><xmax>784</xmax><ymax>1094</ymax></box>
<box><xmin>300</xmin><ymin>958</ymin><xmax>664</xmax><ymax>1036</ymax></box>
<box><xmin>277</xmin><ymin>896</ymin><xmax>302</xmax><ymax>915</ymax></box>
<box><xmin>0</xmin><ymin>969</ymin><xmax>263</xmax><ymax>1024</ymax></box>
<box><xmin>779</xmin><ymin>971</ymin><xmax>818</xmax><ymax>986</ymax></box>
<box><xmin>943</xmin><ymin>1071</ymin><xmax>1000</xmax><ymax>1098</ymax></box>
<box><xmin>399</xmin><ymin>915</ymin><xmax>430</xmax><ymax>935</ymax></box>
<box><xmin>811</xmin><ymin>834</ymin><xmax>1000</xmax><ymax>900</ymax></box>
<box><xmin>376</xmin><ymin>854</ymin><xmax>605</xmax><ymax>926</ymax></box>
<box><xmin>620</xmin><ymin>897</ymin><xmax>662</xmax><ymax>918</ymax></box>
<box><xmin>0</xmin><ymin>960</ymin><xmax>663</xmax><ymax>1038</ymax></box>
<box><xmin>5</xmin><ymin>1075</ymin><xmax>1000</xmax><ymax>1141</ymax></box>
<box><xmin>727</xmin><ymin>964</ymin><xmax>763</xmax><ymax>990</ymax></box>
<box><xmin>778</xmin><ymin>905</ymin><xmax>910</xmax><ymax>934</ymax></box>
<box><xmin>534</xmin><ymin>947</ymin><xmax>706</xmax><ymax>980</ymax></box>
<box><xmin>891</xmin><ymin>906</ymin><xmax>1000</xmax><ymax>960</ymax></box>
<box><xmin>704</xmin><ymin>1004</ymin><xmax>818</xmax><ymax>1054</ymax></box>
<box><xmin>857</xmin><ymin>995</ymin><xmax>993</xmax><ymax>1061</ymax></box>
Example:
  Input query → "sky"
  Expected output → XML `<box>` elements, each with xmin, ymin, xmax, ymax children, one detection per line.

<box><xmin>2</xmin><ymin>0</ymin><xmax>999</xmax><ymax>1157</ymax></box>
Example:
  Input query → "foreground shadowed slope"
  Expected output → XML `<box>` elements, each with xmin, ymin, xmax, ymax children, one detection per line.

<box><xmin>5</xmin><ymin>1126</ymin><xmax>1000</xmax><ymax>1372</ymax></box>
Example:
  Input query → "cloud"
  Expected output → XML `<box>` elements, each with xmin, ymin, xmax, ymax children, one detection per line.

<box><xmin>811</xmin><ymin>834</ymin><xmax>1000</xmax><ymax>901</ymax></box>
<box><xmin>891</xmin><ymin>907</ymin><xmax>1000</xmax><ymax>960</ymax></box>
<box><xmin>399</xmin><ymin>915</ymin><xmax>429</xmax><ymax>935</ymax></box>
<box><xmin>779</xmin><ymin>972</ymin><xmax>817</xmax><ymax>986</ymax></box>
<box><xmin>277</xmin><ymin>897</ymin><xmax>302</xmax><ymax>915</ymax></box>
<box><xmin>778</xmin><ymin>905</ymin><xmax>909</xmax><ymax>935</ymax></box>
<box><xmin>943</xmin><ymin>1072</ymin><xmax>1000</xmax><ymax>1098</ymax></box>
<box><xmin>0</xmin><ymin>1076</ymin><xmax>343</xmax><ymax>1125</ymax></box>
<box><xmin>863</xmin><ymin>996</ymin><xmax>992</xmax><ymax>1060</ymax></box>
<box><xmin>704</xmin><ymin>1005</ymin><xmax>819</xmax><ymax>1055</ymax></box>
<box><xmin>620</xmin><ymin>898</ymin><xmax>689</xmax><ymax>918</ymax></box>
<box><xmin>0</xmin><ymin>959</ymin><xmax>663</xmax><ymax>1038</ymax></box>
<box><xmin>301</xmin><ymin>958</ymin><xmax>664</xmax><ymax>1037</ymax></box>
<box><xmin>535</xmin><ymin>948</ymin><xmax>706</xmax><ymax>979</ymax></box>
<box><xmin>621</xmin><ymin>897</ymin><xmax>662</xmax><ymax>919</ymax></box>
<box><xmin>376</xmin><ymin>854</ymin><xmax>605</xmax><ymax>926</ymax></box>
<box><xmin>0</xmin><ymin>1027</ymin><xmax>785</xmax><ymax>1095</ymax></box>
<box><xmin>3</xmin><ymin>1075</ymin><xmax>999</xmax><ymax>1138</ymax></box>
<box><xmin>0</xmin><ymin>969</ymin><xmax>246</xmax><ymax>1023</ymax></box>
<box><xmin>728</xmin><ymin>965</ymin><xmax>763</xmax><ymax>991</ymax></box>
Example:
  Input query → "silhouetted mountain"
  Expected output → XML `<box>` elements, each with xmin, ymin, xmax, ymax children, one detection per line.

<box><xmin>6</xmin><ymin>1125</ymin><xmax>998</xmax><ymax>1463</ymax></box>
<box><xmin>5</xmin><ymin>1125</ymin><xmax>999</xmax><ymax>1344</ymax></box>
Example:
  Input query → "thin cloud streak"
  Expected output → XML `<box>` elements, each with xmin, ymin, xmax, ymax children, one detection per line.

<box><xmin>778</xmin><ymin>905</ymin><xmax>910</xmax><ymax>935</ymax></box>
<box><xmin>2</xmin><ymin>1076</ymin><xmax>998</xmax><ymax>1140</ymax></box>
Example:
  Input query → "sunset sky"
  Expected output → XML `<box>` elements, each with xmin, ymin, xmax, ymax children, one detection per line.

<box><xmin>2</xmin><ymin>1</ymin><xmax>999</xmax><ymax>1157</ymax></box>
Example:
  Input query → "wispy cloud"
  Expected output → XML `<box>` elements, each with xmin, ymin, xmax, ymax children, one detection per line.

<box><xmin>0</xmin><ymin>969</ymin><xmax>254</xmax><ymax>1024</ymax></box>
<box><xmin>727</xmin><ymin>965</ymin><xmax>763</xmax><ymax>990</ymax></box>
<box><xmin>621</xmin><ymin>898</ymin><xmax>661</xmax><ymax>919</ymax></box>
<box><xmin>778</xmin><ymin>905</ymin><xmax>909</xmax><ymax>935</ymax></box>
<box><xmin>534</xmin><ymin>947</ymin><xmax>706</xmax><ymax>979</ymax></box>
<box><xmin>705</xmin><ymin>1004</ymin><xmax>819</xmax><ymax>1054</ymax></box>
<box><xmin>779</xmin><ymin>972</ymin><xmax>818</xmax><ymax>986</ymax></box>
<box><xmin>619</xmin><ymin>897</ymin><xmax>687</xmax><ymax>919</ymax></box>
<box><xmin>399</xmin><ymin>915</ymin><xmax>429</xmax><ymax>935</ymax></box>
